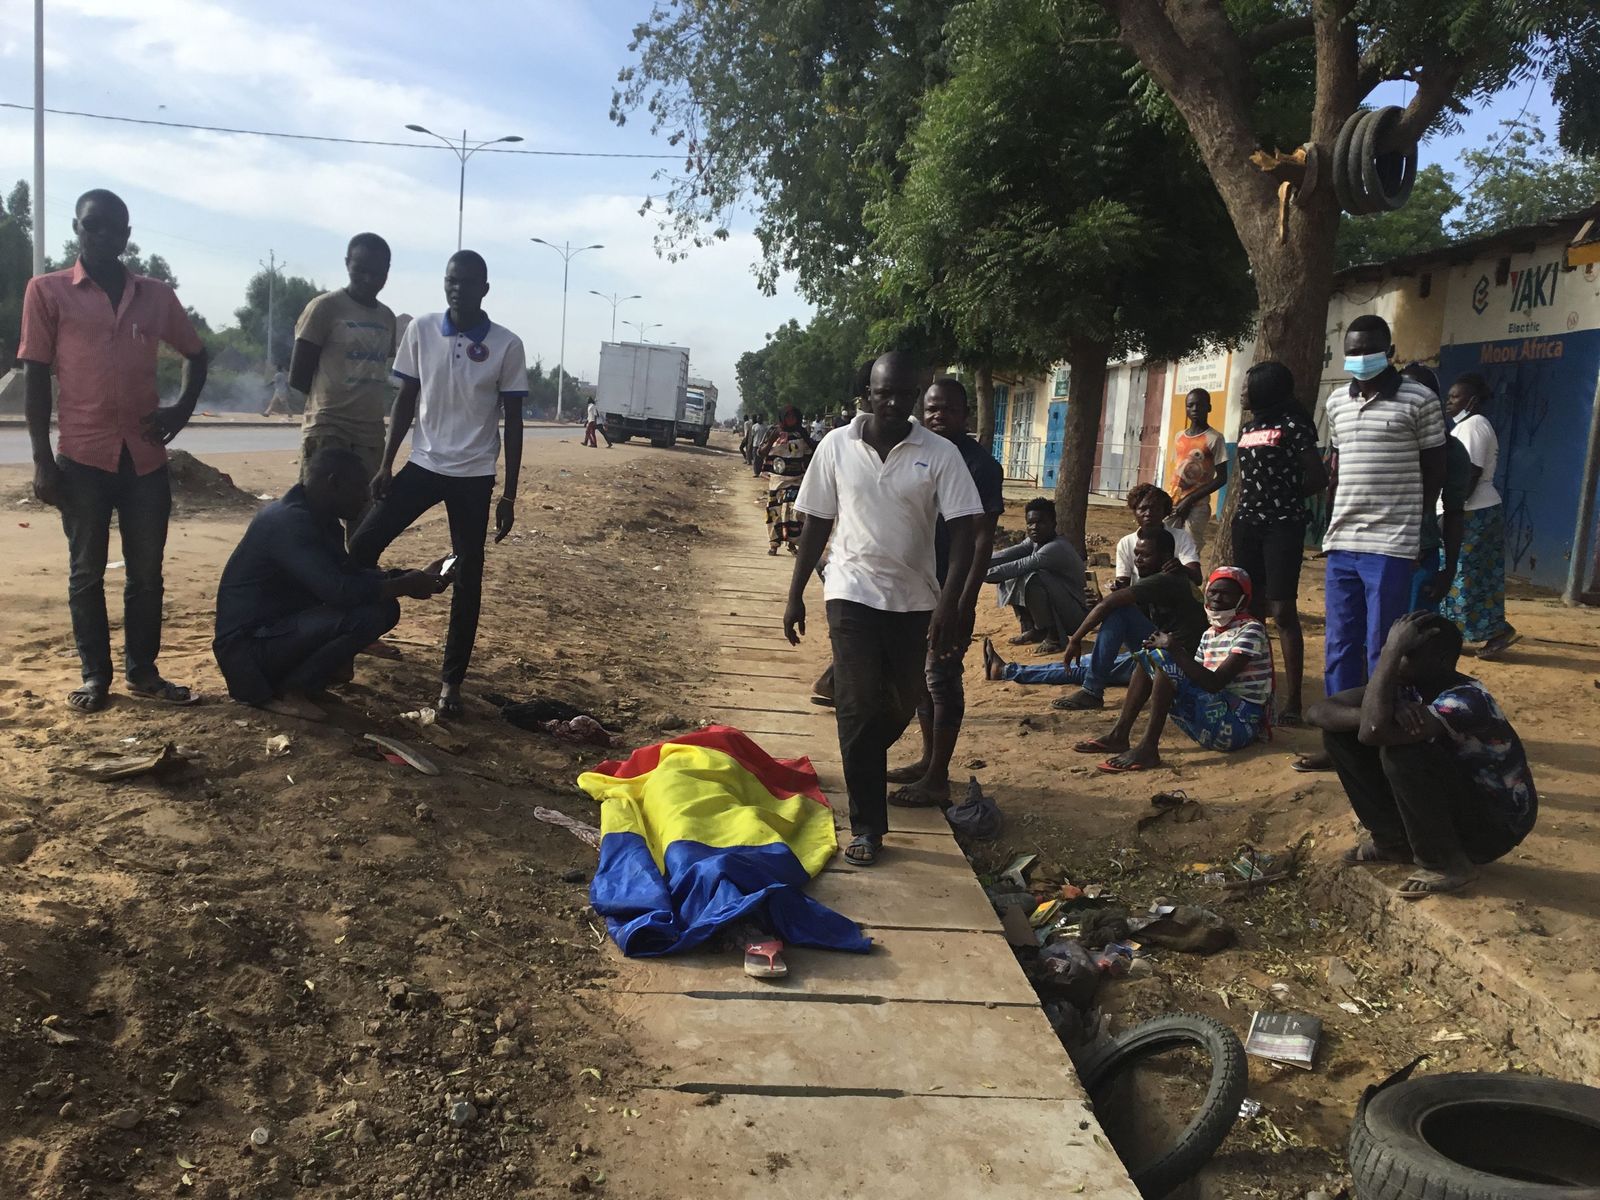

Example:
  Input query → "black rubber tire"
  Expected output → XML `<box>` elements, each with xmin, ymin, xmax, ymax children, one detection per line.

<box><xmin>1349</xmin><ymin>1072</ymin><xmax>1600</xmax><ymax>1200</ymax></box>
<box><xmin>1077</xmin><ymin>1012</ymin><xmax>1248</xmax><ymax>1199</ymax></box>
<box><xmin>1332</xmin><ymin>107</ymin><xmax>1365</xmax><ymax>215</ymax></box>
<box><xmin>1358</xmin><ymin>106</ymin><xmax>1415</xmax><ymax>214</ymax></box>
<box><xmin>692</xmin><ymin>428</ymin><xmax>709</xmax><ymax>447</ymax></box>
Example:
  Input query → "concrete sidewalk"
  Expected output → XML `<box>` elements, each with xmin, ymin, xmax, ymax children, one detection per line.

<box><xmin>595</xmin><ymin>481</ymin><xmax>1138</xmax><ymax>1199</ymax></box>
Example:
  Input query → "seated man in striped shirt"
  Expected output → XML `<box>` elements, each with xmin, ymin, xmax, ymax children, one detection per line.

<box><xmin>1074</xmin><ymin>566</ymin><xmax>1272</xmax><ymax>773</ymax></box>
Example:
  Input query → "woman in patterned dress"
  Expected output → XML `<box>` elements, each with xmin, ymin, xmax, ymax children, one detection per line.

<box><xmin>1439</xmin><ymin>374</ymin><xmax>1519</xmax><ymax>659</ymax></box>
<box><xmin>761</xmin><ymin>406</ymin><xmax>816</xmax><ymax>554</ymax></box>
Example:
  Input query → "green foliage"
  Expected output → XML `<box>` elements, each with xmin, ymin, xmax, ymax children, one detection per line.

<box><xmin>871</xmin><ymin>0</ymin><xmax>1255</xmax><ymax>368</ymax></box>
<box><xmin>1336</xmin><ymin>164</ymin><xmax>1461</xmax><ymax>267</ymax></box>
<box><xmin>0</xmin><ymin>181</ymin><xmax>32</xmax><ymax>369</ymax></box>
<box><xmin>614</xmin><ymin>0</ymin><xmax>959</xmax><ymax>301</ymax></box>
<box><xmin>1456</xmin><ymin>120</ymin><xmax>1600</xmax><ymax>238</ymax></box>
<box><xmin>49</xmin><ymin>236</ymin><xmax>178</xmax><ymax>287</ymax></box>
<box><xmin>523</xmin><ymin>360</ymin><xmax>586</xmax><ymax>420</ymax></box>
<box><xmin>234</xmin><ymin>269</ymin><xmax>323</xmax><ymax>370</ymax></box>
<box><xmin>735</xmin><ymin>311</ymin><xmax>869</xmax><ymax>421</ymax></box>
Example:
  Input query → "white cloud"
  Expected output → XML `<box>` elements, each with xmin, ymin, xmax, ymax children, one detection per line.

<box><xmin>0</xmin><ymin>0</ymin><xmax>813</xmax><ymax>404</ymax></box>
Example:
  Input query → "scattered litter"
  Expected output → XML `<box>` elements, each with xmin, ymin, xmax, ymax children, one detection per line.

<box><xmin>544</xmin><ymin>715</ymin><xmax>621</xmax><ymax>748</ymax></box>
<box><xmin>65</xmin><ymin>741</ymin><xmax>188</xmax><ymax>782</ymax></box>
<box><xmin>1000</xmin><ymin>905</ymin><xmax>1036</xmax><ymax>949</ymax></box>
<box><xmin>1036</xmin><ymin>940</ymin><xmax>1101</xmax><ymax>1008</ymax></box>
<box><xmin>532</xmin><ymin>806</ymin><xmax>602</xmax><ymax>851</ymax></box>
<box><xmin>1239</xmin><ymin>1098</ymin><xmax>1262</xmax><ymax>1119</ymax></box>
<box><xmin>1429</xmin><ymin>1028</ymin><xmax>1467</xmax><ymax>1043</ymax></box>
<box><xmin>1136</xmin><ymin>905</ymin><xmax>1235</xmax><ymax>954</ymax></box>
<box><xmin>998</xmin><ymin>853</ymin><xmax>1038</xmax><ymax>890</ymax></box>
<box><xmin>250</xmin><ymin>1127</ymin><xmax>271</xmax><ymax>1147</ymax></box>
<box><xmin>106</xmin><ymin>558</ymin><xmax>123</xmax><ymax>569</ymax></box>
<box><xmin>1137</xmin><ymin>790</ymin><xmax>1205</xmax><ymax>830</ymax></box>
<box><xmin>361</xmin><ymin>733</ymin><xmax>439</xmax><ymax>776</ymax></box>
<box><xmin>265</xmin><ymin>734</ymin><xmax>292</xmax><ymax>759</ymax></box>
<box><xmin>945</xmin><ymin>776</ymin><xmax>1001</xmax><ymax>839</ymax></box>
<box><xmin>1245</xmin><ymin>1011</ymin><xmax>1322</xmax><ymax>1069</ymax></box>
<box><xmin>400</xmin><ymin>707</ymin><xmax>438</xmax><ymax>726</ymax></box>
<box><xmin>1337</xmin><ymin>1001</ymin><xmax>1364</xmax><ymax>1016</ymax></box>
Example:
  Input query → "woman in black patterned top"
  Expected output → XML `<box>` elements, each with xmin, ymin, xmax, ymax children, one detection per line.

<box><xmin>1230</xmin><ymin>361</ymin><xmax>1328</xmax><ymax>728</ymax></box>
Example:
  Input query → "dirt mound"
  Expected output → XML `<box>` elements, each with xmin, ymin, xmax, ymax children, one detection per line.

<box><xmin>166</xmin><ymin>450</ymin><xmax>262</xmax><ymax>514</ymax></box>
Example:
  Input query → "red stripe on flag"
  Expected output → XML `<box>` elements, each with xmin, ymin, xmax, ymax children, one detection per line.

<box><xmin>593</xmin><ymin>725</ymin><xmax>828</xmax><ymax>807</ymax></box>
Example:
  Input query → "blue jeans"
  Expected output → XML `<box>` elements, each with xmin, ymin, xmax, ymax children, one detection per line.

<box><xmin>1002</xmin><ymin>652</ymin><xmax>1135</xmax><ymax>687</ymax></box>
<box><xmin>1082</xmin><ymin>605</ymin><xmax>1157</xmax><ymax>698</ymax></box>
<box><xmin>1324</xmin><ymin>550</ymin><xmax>1413</xmax><ymax>694</ymax></box>
<box><xmin>1409</xmin><ymin>546</ymin><xmax>1443</xmax><ymax>614</ymax></box>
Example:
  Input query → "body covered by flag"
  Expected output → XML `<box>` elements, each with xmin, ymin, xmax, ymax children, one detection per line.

<box><xmin>579</xmin><ymin>726</ymin><xmax>870</xmax><ymax>957</ymax></box>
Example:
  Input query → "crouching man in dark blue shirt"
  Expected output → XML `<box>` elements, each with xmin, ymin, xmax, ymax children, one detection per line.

<box><xmin>214</xmin><ymin>448</ymin><xmax>449</xmax><ymax>721</ymax></box>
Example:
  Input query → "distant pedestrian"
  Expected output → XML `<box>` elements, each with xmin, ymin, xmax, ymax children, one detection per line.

<box><xmin>1230</xmin><ymin>361</ymin><xmax>1326</xmax><ymax>724</ymax></box>
<box><xmin>349</xmin><ymin>250</ymin><xmax>527</xmax><ymax>719</ymax></box>
<box><xmin>583</xmin><ymin>398</ymin><xmax>612</xmax><ymax>448</ymax></box>
<box><xmin>1400</xmin><ymin>363</ymin><xmax>1470</xmax><ymax>617</ymax></box>
<box><xmin>1321</xmin><ymin>315</ymin><xmax>1445</xmax><ymax>694</ymax></box>
<box><xmin>784</xmin><ymin>352</ymin><xmax>984</xmax><ymax>867</ymax></box>
<box><xmin>290</xmin><ymin>232</ymin><xmax>397</xmax><ymax>534</ymax></box>
<box><xmin>763</xmin><ymin>407</ymin><xmax>816</xmax><ymax>554</ymax></box>
<box><xmin>748</xmin><ymin>417</ymin><xmax>769</xmax><ymax>476</ymax></box>
<box><xmin>264</xmin><ymin>367</ymin><xmax>293</xmax><ymax>416</ymax></box>
<box><xmin>18</xmin><ymin>188</ymin><xmax>210</xmax><ymax>713</ymax></box>
<box><xmin>1440</xmin><ymin>373</ymin><xmax>1519</xmax><ymax>659</ymax></box>
<box><xmin>1166</xmin><ymin>388</ymin><xmax>1229</xmax><ymax>556</ymax></box>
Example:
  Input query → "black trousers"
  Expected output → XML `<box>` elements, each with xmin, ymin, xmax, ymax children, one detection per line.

<box><xmin>215</xmin><ymin>601</ymin><xmax>400</xmax><ymax>705</ymax></box>
<box><xmin>1321</xmin><ymin>728</ymin><xmax>1521</xmax><ymax>869</ymax></box>
<box><xmin>916</xmin><ymin>645</ymin><xmax>967</xmax><ymax>733</ymax></box>
<box><xmin>57</xmin><ymin>449</ymin><xmax>171</xmax><ymax>686</ymax></box>
<box><xmin>827</xmin><ymin>600</ymin><xmax>931</xmax><ymax>839</ymax></box>
<box><xmin>349</xmin><ymin>463</ymin><xmax>494</xmax><ymax>686</ymax></box>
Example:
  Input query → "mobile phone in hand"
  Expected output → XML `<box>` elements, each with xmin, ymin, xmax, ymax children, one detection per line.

<box><xmin>440</xmin><ymin>554</ymin><xmax>459</xmax><ymax>577</ymax></box>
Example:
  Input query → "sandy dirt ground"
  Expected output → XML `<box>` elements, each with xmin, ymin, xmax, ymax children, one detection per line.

<box><xmin>0</xmin><ymin>433</ymin><xmax>728</xmax><ymax>1198</ymax></box>
<box><xmin>1</xmin><ymin>434</ymin><xmax>1595</xmax><ymax>1198</ymax></box>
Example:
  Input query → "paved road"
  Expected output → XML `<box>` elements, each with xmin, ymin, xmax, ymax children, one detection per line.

<box><xmin>0</xmin><ymin>423</ymin><xmax>577</xmax><ymax>465</ymax></box>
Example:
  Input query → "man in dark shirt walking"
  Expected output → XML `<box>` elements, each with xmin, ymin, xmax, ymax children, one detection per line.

<box><xmin>886</xmin><ymin>377</ymin><xmax>1005</xmax><ymax>807</ymax></box>
<box><xmin>213</xmin><ymin>449</ymin><xmax>448</xmax><ymax>721</ymax></box>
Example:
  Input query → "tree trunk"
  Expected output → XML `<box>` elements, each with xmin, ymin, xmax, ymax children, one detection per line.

<box><xmin>1053</xmin><ymin>339</ymin><xmax>1112</xmax><ymax>556</ymax></box>
<box><xmin>973</xmin><ymin>361</ymin><xmax>996</xmax><ymax>451</ymax></box>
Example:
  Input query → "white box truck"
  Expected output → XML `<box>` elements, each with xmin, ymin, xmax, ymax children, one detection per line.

<box><xmin>595</xmin><ymin>342</ymin><xmax>715</xmax><ymax>447</ymax></box>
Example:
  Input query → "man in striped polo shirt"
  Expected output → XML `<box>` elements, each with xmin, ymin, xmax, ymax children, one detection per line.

<box><xmin>1321</xmin><ymin>315</ymin><xmax>1446</xmax><ymax>696</ymax></box>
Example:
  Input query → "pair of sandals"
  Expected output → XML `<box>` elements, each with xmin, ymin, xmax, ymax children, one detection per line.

<box><xmin>69</xmin><ymin>677</ymin><xmax>197</xmax><ymax>714</ymax></box>
<box><xmin>1342</xmin><ymin>839</ymin><xmax>1473</xmax><ymax>898</ymax></box>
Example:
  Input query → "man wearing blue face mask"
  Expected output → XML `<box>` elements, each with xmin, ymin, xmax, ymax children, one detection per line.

<box><xmin>1321</xmin><ymin>315</ymin><xmax>1446</xmax><ymax>697</ymax></box>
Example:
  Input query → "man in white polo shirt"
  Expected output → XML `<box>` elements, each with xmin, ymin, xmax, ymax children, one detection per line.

<box><xmin>1321</xmin><ymin>314</ymin><xmax>1445</xmax><ymax>696</ymax></box>
<box><xmin>783</xmin><ymin>351</ymin><xmax>984</xmax><ymax>867</ymax></box>
<box><xmin>350</xmin><ymin>250</ymin><xmax>527</xmax><ymax>719</ymax></box>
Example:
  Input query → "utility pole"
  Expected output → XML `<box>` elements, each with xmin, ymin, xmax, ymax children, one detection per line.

<box><xmin>405</xmin><ymin>125</ymin><xmax>523</xmax><ymax>250</ymax></box>
<box><xmin>32</xmin><ymin>0</ymin><xmax>45</xmax><ymax>275</ymax></box>
<box><xmin>588</xmin><ymin>290</ymin><xmax>641</xmax><ymax>341</ymax></box>
<box><xmin>530</xmin><ymin>238</ymin><xmax>603</xmax><ymax>420</ymax></box>
<box><xmin>260</xmin><ymin>251</ymin><xmax>281</xmax><ymax>368</ymax></box>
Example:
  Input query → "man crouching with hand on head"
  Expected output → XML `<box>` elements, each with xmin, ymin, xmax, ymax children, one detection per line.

<box><xmin>213</xmin><ymin>448</ymin><xmax>451</xmax><ymax>722</ymax></box>
<box><xmin>1307</xmin><ymin>610</ymin><xmax>1537</xmax><ymax>898</ymax></box>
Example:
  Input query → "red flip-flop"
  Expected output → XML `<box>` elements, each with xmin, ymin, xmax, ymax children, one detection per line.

<box><xmin>743</xmin><ymin>940</ymin><xmax>788</xmax><ymax>979</ymax></box>
<box><xmin>1097</xmin><ymin>758</ymin><xmax>1151</xmax><ymax>774</ymax></box>
<box><xmin>1073</xmin><ymin>738</ymin><xmax>1119</xmax><ymax>755</ymax></box>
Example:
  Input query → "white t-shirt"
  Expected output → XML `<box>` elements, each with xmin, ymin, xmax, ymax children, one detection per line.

<box><xmin>392</xmin><ymin>311</ymin><xmax>528</xmax><ymax>478</ymax></box>
<box><xmin>1115</xmin><ymin>526</ymin><xmax>1200</xmax><ymax>579</ymax></box>
<box><xmin>586</xmin><ymin>401</ymin><xmax>599</xmax><ymax>422</ymax></box>
<box><xmin>795</xmin><ymin>414</ymin><xmax>984</xmax><ymax>612</ymax></box>
<box><xmin>1452</xmin><ymin>413</ymin><xmax>1501</xmax><ymax>511</ymax></box>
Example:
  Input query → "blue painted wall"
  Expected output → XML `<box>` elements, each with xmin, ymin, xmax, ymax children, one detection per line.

<box><xmin>1041</xmin><ymin>399</ymin><xmax>1068</xmax><ymax>488</ymax></box>
<box><xmin>1437</xmin><ymin>331</ymin><xmax>1600</xmax><ymax>589</ymax></box>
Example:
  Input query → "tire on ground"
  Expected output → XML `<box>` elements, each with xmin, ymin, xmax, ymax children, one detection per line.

<box><xmin>1348</xmin><ymin>1071</ymin><xmax>1600</xmax><ymax>1200</ymax></box>
<box><xmin>1076</xmin><ymin>1012</ymin><xmax>1248</xmax><ymax>1198</ymax></box>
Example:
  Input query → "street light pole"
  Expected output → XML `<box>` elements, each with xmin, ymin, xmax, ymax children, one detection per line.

<box><xmin>588</xmin><ymin>290</ymin><xmax>642</xmax><ymax>342</ymax></box>
<box><xmin>259</xmin><ymin>250</ymin><xmax>282</xmax><ymax>368</ymax></box>
<box><xmin>530</xmin><ymin>239</ymin><xmax>603</xmax><ymax>421</ymax></box>
<box><xmin>32</xmin><ymin>0</ymin><xmax>45</xmax><ymax>276</ymax></box>
<box><xmin>405</xmin><ymin>124</ymin><xmax>524</xmax><ymax>250</ymax></box>
<box><xmin>625</xmin><ymin>320</ymin><xmax>662</xmax><ymax>343</ymax></box>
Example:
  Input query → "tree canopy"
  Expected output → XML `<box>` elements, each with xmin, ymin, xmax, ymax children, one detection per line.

<box><xmin>234</xmin><ymin>268</ymin><xmax>323</xmax><ymax>370</ymax></box>
<box><xmin>1456</xmin><ymin>120</ymin><xmax>1600</xmax><ymax>239</ymax></box>
<box><xmin>735</xmin><ymin>310</ymin><xmax>869</xmax><ymax>422</ymax></box>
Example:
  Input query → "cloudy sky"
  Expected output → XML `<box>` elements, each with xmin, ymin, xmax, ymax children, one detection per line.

<box><xmin>0</xmin><ymin>0</ymin><xmax>813</xmax><ymax>406</ymax></box>
<box><xmin>0</xmin><ymin>2</ymin><xmax>1557</xmax><ymax>407</ymax></box>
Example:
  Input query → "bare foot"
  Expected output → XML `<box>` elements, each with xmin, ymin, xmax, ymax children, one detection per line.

<box><xmin>1341</xmin><ymin>839</ymin><xmax>1414</xmax><ymax>867</ymax></box>
<box><xmin>262</xmin><ymin>693</ymin><xmax>327</xmax><ymax>722</ymax></box>
<box><xmin>885</xmin><ymin>761</ymin><xmax>929</xmax><ymax>784</ymax></box>
<box><xmin>1008</xmin><ymin>629</ymin><xmax>1045</xmax><ymax>646</ymax></box>
<box><xmin>982</xmin><ymin>637</ymin><xmax>1006</xmax><ymax>681</ymax></box>
<box><xmin>889</xmin><ymin>778</ymin><xmax>951</xmax><ymax>808</ymax></box>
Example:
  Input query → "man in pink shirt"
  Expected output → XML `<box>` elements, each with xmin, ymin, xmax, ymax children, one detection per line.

<box><xmin>19</xmin><ymin>189</ymin><xmax>210</xmax><ymax>712</ymax></box>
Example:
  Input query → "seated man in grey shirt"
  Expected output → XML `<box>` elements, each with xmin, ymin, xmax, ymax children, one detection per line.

<box><xmin>985</xmin><ymin>497</ymin><xmax>1088</xmax><ymax>653</ymax></box>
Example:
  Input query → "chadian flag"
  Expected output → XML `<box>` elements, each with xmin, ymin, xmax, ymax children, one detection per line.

<box><xmin>579</xmin><ymin>725</ymin><xmax>870</xmax><ymax>957</ymax></box>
